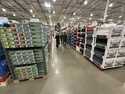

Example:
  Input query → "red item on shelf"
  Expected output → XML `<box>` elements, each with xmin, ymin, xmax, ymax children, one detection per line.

<box><xmin>86</xmin><ymin>26</ymin><xmax>94</xmax><ymax>32</ymax></box>
<box><xmin>0</xmin><ymin>73</ymin><xmax>9</xmax><ymax>82</ymax></box>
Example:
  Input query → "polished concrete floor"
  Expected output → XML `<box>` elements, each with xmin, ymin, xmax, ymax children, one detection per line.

<box><xmin>1</xmin><ymin>39</ymin><xmax>125</xmax><ymax>94</ymax></box>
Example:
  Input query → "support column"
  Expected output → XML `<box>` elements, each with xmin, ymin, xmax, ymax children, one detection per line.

<box><xmin>103</xmin><ymin>0</ymin><xmax>110</xmax><ymax>22</ymax></box>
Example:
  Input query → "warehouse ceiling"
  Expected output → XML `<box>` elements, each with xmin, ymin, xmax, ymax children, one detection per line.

<box><xmin>0</xmin><ymin>0</ymin><xmax>125</xmax><ymax>24</ymax></box>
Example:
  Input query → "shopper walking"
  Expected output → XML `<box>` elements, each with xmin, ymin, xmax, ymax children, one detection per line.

<box><xmin>60</xmin><ymin>31</ymin><xmax>64</xmax><ymax>45</ymax></box>
<box><xmin>63</xmin><ymin>32</ymin><xmax>67</xmax><ymax>45</ymax></box>
<box><xmin>55</xmin><ymin>23</ymin><xmax>61</xmax><ymax>48</ymax></box>
<box><xmin>55</xmin><ymin>32</ymin><xmax>60</xmax><ymax>48</ymax></box>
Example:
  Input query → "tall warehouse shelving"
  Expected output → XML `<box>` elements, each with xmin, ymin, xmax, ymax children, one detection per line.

<box><xmin>92</xmin><ymin>24</ymin><xmax>125</xmax><ymax>69</ymax></box>
<box><xmin>76</xmin><ymin>27</ymin><xmax>86</xmax><ymax>54</ymax></box>
<box><xmin>0</xmin><ymin>23</ymin><xmax>49</xmax><ymax>81</ymax></box>
<box><xmin>79</xmin><ymin>27</ymin><xmax>86</xmax><ymax>54</ymax></box>
<box><xmin>67</xmin><ymin>26</ymin><xmax>86</xmax><ymax>55</ymax></box>
<box><xmin>67</xmin><ymin>23</ymin><xmax>125</xmax><ymax>70</ymax></box>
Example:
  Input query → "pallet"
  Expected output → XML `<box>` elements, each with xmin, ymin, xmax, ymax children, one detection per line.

<box><xmin>102</xmin><ymin>65</ymin><xmax>124</xmax><ymax>70</ymax></box>
<box><xmin>84</xmin><ymin>56</ymin><xmax>103</xmax><ymax>70</ymax></box>
<box><xmin>84</xmin><ymin>56</ymin><xmax>124</xmax><ymax>70</ymax></box>
<box><xmin>13</xmin><ymin>75</ymin><xmax>48</xmax><ymax>84</ymax></box>
<box><xmin>0</xmin><ymin>76</ymin><xmax>11</xmax><ymax>87</ymax></box>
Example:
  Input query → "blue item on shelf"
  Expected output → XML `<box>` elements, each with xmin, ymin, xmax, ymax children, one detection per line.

<box><xmin>0</xmin><ymin>60</ymin><xmax>9</xmax><ymax>76</ymax></box>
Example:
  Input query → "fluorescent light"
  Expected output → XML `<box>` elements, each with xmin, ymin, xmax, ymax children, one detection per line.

<box><xmin>89</xmin><ymin>17</ymin><xmax>92</xmax><ymax>20</ymax></box>
<box><xmin>72</xmin><ymin>17</ymin><xmax>75</xmax><ymax>21</ymax></box>
<box><xmin>33</xmin><ymin>14</ymin><xmax>35</xmax><ymax>17</ymax></box>
<box><xmin>90</xmin><ymin>13</ymin><xmax>93</xmax><ymax>17</ymax></box>
<box><xmin>53</xmin><ymin>11</ymin><xmax>55</xmax><ymax>14</ymax></box>
<box><xmin>55</xmin><ymin>69</ymin><xmax>60</xmax><ymax>74</ymax></box>
<box><xmin>13</xmin><ymin>13</ymin><xmax>16</xmax><ymax>16</ymax></box>
<box><xmin>53</xmin><ymin>0</ymin><xmax>56</xmax><ymax>2</ymax></box>
<box><xmin>2</xmin><ymin>8</ymin><xmax>6</xmax><ymax>12</ymax></box>
<box><xmin>119</xmin><ymin>15</ymin><xmax>122</xmax><ymax>18</ymax></box>
<box><xmin>30</xmin><ymin>9</ymin><xmax>33</xmax><ymax>13</ymax></box>
<box><xmin>84</xmin><ymin>0</ymin><xmax>88</xmax><ymax>5</ymax></box>
<box><xmin>44</xmin><ymin>2</ymin><xmax>51</xmax><ymax>8</ymax></box>
<box><xmin>49</xmin><ymin>15</ymin><xmax>51</xmax><ymax>18</ymax></box>
<box><xmin>109</xmin><ymin>3</ymin><xmax>113</xmax><ymax>7</ymax></box>
<box><xmin>73</xmin><ymin>12</ymin><xmax>76</xmax><ymax>15</ymax></box>
<box><xmin>64</xmin><ymin>16</ymin><xmax>66</xmax><ymax>19</ymax></box>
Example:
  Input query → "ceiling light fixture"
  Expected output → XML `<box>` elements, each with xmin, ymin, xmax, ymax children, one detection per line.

<box><xmin>2</xmin><ymin>8</ymin><xmax>6</xmax><ymax>12</ymax></box>
<box><xmin>53</xmin><ymin>11</ymin><xmax>55</xmax><ymax>14</ymax></box>
<box><xmin>109</xmin><ymin>3</ymin><xmax>113</xmax><ymax>7</ymax></box>
<box><xmin>89</xmin><ymin>17</ymin><xmax>92</xmax><ymax>20</ymax></box>
<box><xmin>33</xmin><ymin>14</ymin><xmax>35</xmax><ymax>17</ymax></box>
<box><xmin>30</xmin><ymin>9</ymin><xmax>33</xmax><ymax>13</ymax></box>
<box><xmin>49</xmin><ymin>15</ymin><xmax>51</xmax><ymax>18</ymax></box>
<box><xmin>72</xmin><ymin>17</ymin><xmax>75</xmax><ymax>21</ymax></box>
<box><xmin>53</xmin><ymin>0</ymin><xmax>56</xmax><ymax>2</ymax></box>
<box><xmin>119</xmin><ymin>15</ymin><xmax>122</xmax><ymax>18</ymax></box>
<box><xmin>84</xmin><ymin>0</ymin><xmax>88</xmax><ymax>5</ymax></box>
<box><xmin>90</xmin><ymin>13</ymin><xmax>93</xmax><ymax>17</ymax></box>
<box><xmin>64</xmin><ymin>16</ymin><xmax>66</xmax><ymax>19</ymax></box>
<box><xmin>73</xmin><ymin>12</ymin><xmax>76</xmax><ymax>15</ymax></box>
<box><xmin>13</xmin><ymin>13</ymin><xmax>16</xmax><ymax>16</ymax></box>
<box><xmin>44</xmin><ymin>2</ymin><xmax>51</xmax><ymax>8</ymax></box>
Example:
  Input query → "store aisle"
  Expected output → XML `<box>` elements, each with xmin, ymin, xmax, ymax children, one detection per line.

<box><xmin>1</xmin><ymin>38</ymin><xmax>125</xmax><ymax>94</ymax></box>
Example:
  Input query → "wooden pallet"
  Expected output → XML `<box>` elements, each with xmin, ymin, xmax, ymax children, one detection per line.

<box><xmin>13</xmin><ymin>75</ymin><xmax>48</xmax><ymax>84</ymax></box>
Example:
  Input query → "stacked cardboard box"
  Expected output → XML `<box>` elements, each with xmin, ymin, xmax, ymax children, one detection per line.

<box><xmin>0</xmin><ymin>23</ymin><xmax>49</xmax><ymax>81</ymax></box>
<box><xmin>14</xmin><ymin>65</ymin><xmax>38</xmax><ymax>80</ymax></box>
<box><xmin>8</xmin><ymin>50</ymin><xmax>35</xmax><ymax>66</ymax></box>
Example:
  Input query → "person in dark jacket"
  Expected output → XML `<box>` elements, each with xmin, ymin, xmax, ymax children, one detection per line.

<box><xmin>55</xmin><ymin>32</ymin><xmax>60</xmax><ymax>48</ymax></box>
<box><xmin>63</xmin><ymin>32</ymin><xmax>67</xmax><ymax>45</ymax></box>
<box><xmin>55</xmin><ymin>23</ymin><xmax>61</xmax><ymax>48</ymax></box>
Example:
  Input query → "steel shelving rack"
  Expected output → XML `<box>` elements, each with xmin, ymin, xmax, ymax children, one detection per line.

<box><xmin>67</xmin><ymin>24</ymin><xmax>125</xmax><ymax>70</ymax></box>
<box><xmin>92</xmin><ymin>24</ymin><xmax>125</xmax><ymax>69</ymax></box>
<box><xmin>76</xmin><ymin>27</ymin><xmax>86</xmax><ymax>54</ymax></box>
<box><xmin>84</xmin><ymin>26</ymin><xmax>95</xmax><ymax>59</ymax></box>
<box><xmin>67</xmin><ymin>26</ymin><xmax>86</xmax><ymax>55</ymax></box>
<box><xmin>0</xmin><ymin>22</ymin><xmax>49</xmax><ymax>81</ymax></box>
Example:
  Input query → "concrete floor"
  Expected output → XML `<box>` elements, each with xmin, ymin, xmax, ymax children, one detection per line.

<box><xmin>1</xmin><ymin>39</ymin><xmax>125</xmax><ymax>94</ymax></box>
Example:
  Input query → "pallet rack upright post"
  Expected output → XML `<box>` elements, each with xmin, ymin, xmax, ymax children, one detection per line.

<box><xmin>84</xmin><ymin>25</ymin><xmax>95</xmax><ymax>61</ymax></box>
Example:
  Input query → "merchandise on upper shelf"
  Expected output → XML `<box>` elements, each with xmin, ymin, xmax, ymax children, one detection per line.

<box><xmin>0</xmin><ymin>23</ymin><xmax>48</xmax><ymax>49</ymax></box>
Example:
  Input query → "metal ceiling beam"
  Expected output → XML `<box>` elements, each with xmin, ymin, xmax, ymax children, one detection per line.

<box><xmin>108</xmin><ymin>5</ymin><xmax>122</xmax><ymax>14</ymax></box>
<box><xmin>0</xmin><ymin>1</ymin><xmax>12</xmax><ymax>10</ymax></box>
<box><xmin>57</xmin><ymin>0</ymin><xmax>73</xmax><ymax>23</ymax></box>
<box><xmin>0</xmin><ymin>1</ymin><xmax>25</xmax><ymax>12</ymax></box>
<box><xmin>78</xmin><ymin>0</ymin><xmax>99</xmax><ymax>13</ymax></box>
<box><xmin>12</xmin><ymin>0</ymin><xmax>31</xmax><ymax>16</ymax></box>
<box><xmin>36</xmin><ymin>0</ymin><xmax>49</xmax><ymax>24</ymax></box>
<box><xmin>23</xmin><ymin>0</ymin><xmax>46</xmax><ymax>20</ymax></box>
